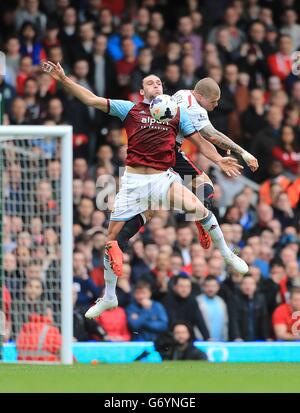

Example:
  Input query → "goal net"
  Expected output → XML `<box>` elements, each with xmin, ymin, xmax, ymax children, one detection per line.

<box><xmin>0</xmin><ymin>126</ymin><xmax>73</xmax><ymax>364</ymax></box>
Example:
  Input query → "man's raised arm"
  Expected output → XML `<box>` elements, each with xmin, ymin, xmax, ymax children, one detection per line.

<box><xmin>42</xmin><ymin>61</ymin><xmax>109</xmax><ymax>112</ymax></box>
<box><xmin>188</xmin><ymin>131</ymin><xmax>243</xmax><ymax>178</ymax></box>
<box><xmin>200</xmin><ymin>122</ymin><xmax>259</xmax><ymax>172</ymax></box>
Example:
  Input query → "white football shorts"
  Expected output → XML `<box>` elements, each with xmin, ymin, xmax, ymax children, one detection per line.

<box><xmin>110</xmin><ymin>168</ymin><xmax>182</xmax><ymax>221</ymax></box>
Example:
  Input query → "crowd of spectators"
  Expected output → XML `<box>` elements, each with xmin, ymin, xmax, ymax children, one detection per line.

<box><xmin>2</xmin><ymin>0</ymin><xmax>300</xmax><ymax>357</ymax></box>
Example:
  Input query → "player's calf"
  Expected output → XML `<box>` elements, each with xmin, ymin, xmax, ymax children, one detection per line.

<box><xmin>168</xmin><ymin>182</ymin><xmax>248</xmax><ymax>275</ymax></box>
<box><xmin>116</xmin><ymin>213</ymin><xmax>146</xmax><ymax>252</ymax></box>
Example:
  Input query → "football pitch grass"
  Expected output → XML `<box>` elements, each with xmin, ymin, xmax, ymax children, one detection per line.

<box><xmin>1</xmin><ymin>362</ymin><xmax>300</xmax><ymax>393</ymax></box>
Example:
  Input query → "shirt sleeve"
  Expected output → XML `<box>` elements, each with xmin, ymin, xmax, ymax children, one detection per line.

<box><xmin>178</xmin><ymin>106</ymin><xmax>197</xmax><ymax>137</ymax></box>
<box><xmin>272</xmin><ymin>305</ymin><xmax>286</xmax><ymax>326</ymax></box>
<box><xmin>189</xmin><ymin>107</ymin><xmax>211</xmax><ymax>131</ymax></box>
<box><xmin>108</xmin><ymin>99</ymin><xmax>135</xmax><ymax>121</ymax></box>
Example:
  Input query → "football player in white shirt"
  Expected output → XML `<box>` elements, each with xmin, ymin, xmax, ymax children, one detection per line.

<box><xmin>172</xmin><ymin>77</ymin><xmax>259</xmax><ymax>249</ymax></box>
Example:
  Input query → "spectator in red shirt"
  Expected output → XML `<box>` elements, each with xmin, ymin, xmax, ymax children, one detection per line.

<box><xmin>267</xmin><ymin>35</ymin><xmax>293</xmax><ymax>81</ymax></box>
<box><xmin>16</xmin><ymin>313</ymin><xmax>62</xmax><ymax>361</ymax></box>
<box><xmin>96</xmin><ymin>307</ymin><xmax>131</xmax><ymax>341</ymax></box>
<box><xmin>272</xmin><ymin>288</ymin><xmax>300</xmax><ymax>340</ymax></box>
<box><xmin>272</xmin><ymin>125</ymin><xmax>300</xmax><ymax>175</ymax></box>
<box><xmin>2</xmin><ymin>286</ymin><xmax>12</xmax><ymax>341</ymax></box>
<box><xmin>116</xmin><ymin>37</ymin><xmax>138</xmax><ymax>99</ymax></box>
<box><xmin>16</xmin><ymin>56</ymin><xmax>35</xmax><ymax>96</ymax></box>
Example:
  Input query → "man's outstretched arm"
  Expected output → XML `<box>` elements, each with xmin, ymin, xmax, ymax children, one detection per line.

<box><xmin>200</xmin><ymin>123</ymin><xmax>259</xmax><ymax>172</ymax></box>
<box><xmin>42</xmin><ymin>61</ymin><xmax>109</xmax><ymax>112</ymax></box>
<box><xmin>188</xmin><ymin>132</ymin><xmax>243</xmax><ymax>178</ymax></box>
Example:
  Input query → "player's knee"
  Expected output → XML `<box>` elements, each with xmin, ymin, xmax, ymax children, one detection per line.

<box><xmin>143</xmin><ymin>210</ymin><xmax>154</xmax><ymax>222</ymax></box>
<box><xmin>203</xmin><ymin>183</ymin><xmax>215</xmax><ymax>210</ymax></box>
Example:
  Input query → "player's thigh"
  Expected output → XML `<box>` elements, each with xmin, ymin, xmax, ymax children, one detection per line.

<box><xmin>110</xmin><ymin>173</ymin><xmax>149</xmax><ymax>224</ymax></box>
<box><xmin>167</xmin><ymin>180</ymin><xmax>206</xmax><ymax>214</ymax></box>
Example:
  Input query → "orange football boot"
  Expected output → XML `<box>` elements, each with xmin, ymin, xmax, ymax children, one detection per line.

<box><xmin>195</xmin><ymin>221</ymin><xmax>211</xmax><ymax>250</ymax></box>
<box><xmin>105</xmin><ymin>240</ymin><xmax>123</xmax><ymax>277</ymax></box>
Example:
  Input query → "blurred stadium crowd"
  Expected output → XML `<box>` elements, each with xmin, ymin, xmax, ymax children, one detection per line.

<box><xmin>2</xmin><ymin>0</ymin><xmax>300</xmax><ymax>358</ymax></box>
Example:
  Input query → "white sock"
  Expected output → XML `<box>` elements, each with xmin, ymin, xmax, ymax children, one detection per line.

<box><xmin>103</xmin><ymin>253</ymin><xmax>117</xmax><ymax>301</ymax></box>
<box><xmin>200</xmin><ymin>212</ymin><xmax>231</xmax><ymax>257</ymax></box>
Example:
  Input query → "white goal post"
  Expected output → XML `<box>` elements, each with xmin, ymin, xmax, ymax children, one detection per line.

<box><xmin>0</xmin><ymin>125</ymin><xmax>73</xmax><ymax>364</ymax></box>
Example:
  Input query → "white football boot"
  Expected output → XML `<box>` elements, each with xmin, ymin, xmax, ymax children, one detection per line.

<box><xmin>85</xmin><ymin>297</ymin><xmax>118</xmax><ymax>319</ymax></box>
<box><xmin>224</xmin><ymin>250</ymin><xmax>249</xmax><ymax>275</ymax></box>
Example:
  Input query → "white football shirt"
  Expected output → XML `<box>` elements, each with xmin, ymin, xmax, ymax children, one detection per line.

<box><xmin>173</xmin><ymin>89</ymin><xmax>211</xmax><ymax>144</ymax></box>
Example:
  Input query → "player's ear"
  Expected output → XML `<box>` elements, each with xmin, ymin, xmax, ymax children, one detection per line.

<box><xmin>140</xmin><ymin>88</ymin><xmax>144</xmax><ymax>96</ymax></box>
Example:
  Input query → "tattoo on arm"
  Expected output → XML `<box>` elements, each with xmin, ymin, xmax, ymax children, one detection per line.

<box><xmin>201</xmin><ymin>124</ymin><xmax>244</xmax><ymax>154</ymax></box>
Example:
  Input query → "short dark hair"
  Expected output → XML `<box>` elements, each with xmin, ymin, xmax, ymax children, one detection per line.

<box><xmin>279</xmin><ymin>33</ymin><xmax>292</xmax><ymax>41</ymax></box>
<box><xmin>140</xmin><ymin>73</ymin><xmax>162</xmax><ymax>90</ymax></box>
<box><xmin>171</xmin><ymin>252</ymin><xmax>183</xmax><ymax>259</ymax></box>
<box><xmin>121</xmin><ymin>19</ymin><xmax>133</xmax><ymax>26</ymax></box>
<box><xmin>270</xmin><ymin>258</ymin><xmax>285</xmax><ymax>269</ymax></box>
<box><xmin>79</xmin><ymin>196</ymin><xmax>94</xmax><ymax>205</ymax></box>
<box><xmin>80</xmin><ymin>20</ymin><xmax>94</xmax><ymax>27</ymax></box>
<box><xmin>135</xmin><ymin>280</ymin><xmax>152</xmax><ymax>291</ymax></box>
<box><xmin>144</xmin><ymin>239</ymin><xmax>157</xmax><ymax>247</ymax></box>
<box><xmin>203</xmin><ymin>275</ymin><xmax>218</xmax><ymax>284</ymax></box>
<box><xmin>121</xmin><ymin>36</ymin><xmax>133</xmax><ymax>44</ymax></box>
<box><xmin>176</xmin><ymin>223</ymin><xmax>192</xmax><ymax>231</ymax></box>
<box><xmin>242</xmin><ymin>273</ymin><xmax>255</xmax><ymax>280</ymax></box>
<box><xmin>171</xmin><ymin>321</ymin><xmax>194</xmax><ymax>338</ymax></box>
<box><xmin>173</xmin><ymin>274</ymin><xmax>191</xmax><ymax>286</ymax></box>
<box><xmin>138</xmin><ymin>46</ymin><xmax>152</xmax><ymax>56</ymax></box>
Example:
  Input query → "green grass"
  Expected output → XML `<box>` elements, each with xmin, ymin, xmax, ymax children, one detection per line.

<box><xmin>1</xmin><ymin>362</ymin><xmax>300</xmax><ymax>393</ymax></box>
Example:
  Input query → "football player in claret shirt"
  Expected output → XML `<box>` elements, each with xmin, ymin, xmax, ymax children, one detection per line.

<box><xmin>43</xmin><ymin>61</ymin><xmax>248</xmax><ymax>318</ymax></box>
<box><xmin>117</xmin><ymin>78</ymin><xmax>259</xmax><ymax>255</ymax></box>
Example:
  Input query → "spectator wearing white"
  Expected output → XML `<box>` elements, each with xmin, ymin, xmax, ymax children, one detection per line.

<box><xmin>175</xmin><ymin>225</ymin><xmax>194</xmax><ymax>266</ymax></box>
<box><xmin>3</xmin><ymin>217</ymin><xmax>16</xmax><ymax>253</ymax></box>
<box><xmin>4</xmin><ymin>36</ymin><xmax>21</xmax><ymax>87</ymax></box>
<box><xmin>280</xmin><ymin>8</ymin><xmax>300</xmax><ymax>51</ymax></box>
<box><xmin>197</xmin><ymin>276</ymin><xmax>229</xmax><ymax>341</ymax></box>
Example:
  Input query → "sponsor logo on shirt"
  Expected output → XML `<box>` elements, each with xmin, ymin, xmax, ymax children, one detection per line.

<box><xmin>140</xmin><ymin>116</ymin><xmax>169</xmax><ymax>131</ymax></box>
